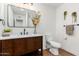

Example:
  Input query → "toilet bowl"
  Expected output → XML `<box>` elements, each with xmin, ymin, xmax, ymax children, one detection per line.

<box><xmin>47</xmin><ymin>40</ymin><xmax>61</xmax><ymax>48</ymax></box>
<box><xmin>45</xmin><ymin>34</ymin><xmax>61</xmax><ymax>55</ymax></box>
<box><xmin>47</xmin><ymin>40</ymin><xmax>61</xmax><ymax>55</ymax></box>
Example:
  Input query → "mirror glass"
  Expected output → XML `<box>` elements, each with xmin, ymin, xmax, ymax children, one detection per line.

<box><xmin>7</xmin><ymin>4</ymin><xmax>36</xmax><ymax>28</ymax></box>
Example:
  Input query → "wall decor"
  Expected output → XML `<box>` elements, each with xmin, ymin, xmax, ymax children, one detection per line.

<box><xmin>66</xmin><ymin>25</ymin><xmax>74</xmax><ymax>35</ymax></box>
<box><xmin>64</xmin><ymin>11</ymin><xmax>67</xmax><ymax>20</ymax></box>
<box><xmin>72</xmin><ymin>12</ymin><xmax>77</xmax><ymax>23</ymax></box>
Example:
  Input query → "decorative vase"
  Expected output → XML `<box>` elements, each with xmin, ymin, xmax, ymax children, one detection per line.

<box><xmin>2</xmin><ymin>28</ymin><xmax>12</xmax><ymax>37</ymax></box>
<box><xmin>34</xmin><ymin>25</ymin><xmax>37</xmax><ymax>34</ymax></box>
<box><xmin>32</xmin><ymin>18</ymin><xmax>40</xmax><ymax>34</ymax></box>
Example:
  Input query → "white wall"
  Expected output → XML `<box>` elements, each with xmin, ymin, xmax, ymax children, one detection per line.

<box><xmin>32</xmin><ymin>4</ymin><xmax>56</xmax><ymax>36</ymax></box>
<box><xmin>56</xmin><ymin>3</ymin><xmax>79</xmax><ymax>55</ymax></box>
<box><xmin>0</xmin><ymin>3</ymin><xmax>56</xmax><ymax>49</ymax></box>
<box><xmin>32</xmin><ymin>4</ymin><xmax>56</xmax><ymax>49</ymax></box>
<box><xmin>0</xmin><ymin>4</ymin><xmax>5</xmax><ymax>36</ymax></box>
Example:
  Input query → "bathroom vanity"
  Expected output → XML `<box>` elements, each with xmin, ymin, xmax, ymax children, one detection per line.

<box><xmin>0</xmin><ymin>4</ymin><xmax>43</xmax><ymax>56</ymax></box>
<box><xmin>0</xmin><ymin>35</ymin><xmax>43</xmax><ymax>56</ymax></box>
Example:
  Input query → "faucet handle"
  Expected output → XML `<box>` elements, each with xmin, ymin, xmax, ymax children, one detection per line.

<box><xmin>24</xmin><ymin>28</ymin><xmax>26</xmax><ymax>31</ymax></box>
<box><xmin>20</xmin><ymin>32</ymin><xmax>22</xmax><ymax>35</ymax></box>
<box><xmin>26</xmin><ymin>32</ymin><xmax>28</xmax><ymax>35</ymax></box>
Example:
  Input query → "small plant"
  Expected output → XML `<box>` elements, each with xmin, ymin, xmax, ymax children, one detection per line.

<box><xmin>3</xmin><ymin>28</ymin><xmax>12</xmax><ymax>32</ymax></box>
<box><xmin>72</xmin><ymin>12</ymin><xmax>77</xmax><ymax>22</ymax></box>
<box><xmin>64</xmin><ymin>11</ymin><xmax>67</xmax><ymax>20</ymax></box>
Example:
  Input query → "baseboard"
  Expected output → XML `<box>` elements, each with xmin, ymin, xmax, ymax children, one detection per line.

<box><xmin>59</xmin><ymin>48</ymin><xmax>75</xmax><ymax>56</ymax></box>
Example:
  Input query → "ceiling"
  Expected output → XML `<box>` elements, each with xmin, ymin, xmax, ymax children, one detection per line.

<box><xmin>43</xmin><ymin>3</ymin><xmax>63</xmax><ymax>8</ymax></box>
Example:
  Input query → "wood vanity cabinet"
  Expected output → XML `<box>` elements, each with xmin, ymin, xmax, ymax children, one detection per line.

<box><xmin>0</xmin><ymin>40</ymin><xmax>2</xmax><ymax>56</ymax></box>
<box><xmin>0</xmin><ymin>36</ymin><xmax>43</xmax><ymax>56</ymax></box>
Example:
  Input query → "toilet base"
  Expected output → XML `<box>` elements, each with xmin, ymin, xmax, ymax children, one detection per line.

<box><xmin>49</xmin><ymin>48</ymin><xmax>59</xmax><ymax>55</ymax></box>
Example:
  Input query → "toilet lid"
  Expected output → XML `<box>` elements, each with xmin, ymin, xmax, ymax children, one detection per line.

<box><xmin>47</xmin><ymin>40</ymin><xmax>61</xmax><ymax>48</ymax></box>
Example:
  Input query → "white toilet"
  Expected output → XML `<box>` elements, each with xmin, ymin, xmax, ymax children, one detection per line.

<box><xmin>45</xmin><ymin>34</ymin><xmax>61</xmax><ymax>55</ymax></box>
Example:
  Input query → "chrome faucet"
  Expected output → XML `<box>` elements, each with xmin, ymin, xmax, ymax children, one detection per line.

<box><xmin>24</xmin><ymin>28</ymin><xmax>26</xmax><ymax>35</ymax></box>
<box><xmin>20</xmin><ymin>28</ymin><xmax>28</xmax><ymax>35</ymax></box>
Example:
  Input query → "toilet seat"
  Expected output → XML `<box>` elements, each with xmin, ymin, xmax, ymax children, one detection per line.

<box><xmin>47</xmin><ymin>40</ymin><xmax>61</xmax><ymax>48</ymax></box>
<box><xmin>45</xmin><ymin>34</ymin><xmax>61</xmax><ymax>55</ymax></box>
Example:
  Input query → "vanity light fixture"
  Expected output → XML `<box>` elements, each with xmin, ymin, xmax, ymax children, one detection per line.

<box><xmin>15</xmin><ymin>3</ymin><xmax>33</xmax><ymax>9</ymax></box>
<box><xmin>23</xmin><ymin>3</ymin><xmax>33</xmax><ymax>6</ymax></box>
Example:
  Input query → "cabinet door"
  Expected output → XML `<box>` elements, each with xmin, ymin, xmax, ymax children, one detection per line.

<box><xmin>34</xmin><ymin>36</ymin><xmax>42</xmax><ymax>56</ymax></box>
<box><xmin>34</xmin><ymin>36</ymin><xmax>42</xmax><ymax>49</ymax></box>
<box><xmin>0</xmin><ymin>40</ymin><xmax>2</xmax><ymax>56</ymax></box>
<box><xmin>24</xmin><ymin>36</ymin><xmax>42</xmax><ymax>54</ymax></box>
<box><xmin>2</xmin><ymin>40</ymin><xmax>13</xmax><ymax>56</ymax></box>
<box><xmin>2</xmin><ymin>48</ymin><xmax>13</xmax><ymax>56</ymax></box>
<box><xmin>24</xmin><ymin>37</ymin><xmax>35</xmax><ymax>53</ymax></box>
<box><xmin>13</xmin><ymin>38</ymin><xmax>25</xmax><ymax>55</ymax></box>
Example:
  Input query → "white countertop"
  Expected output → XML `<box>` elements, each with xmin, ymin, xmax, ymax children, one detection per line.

<box><xmin>0</xmin><ymin>34</ymin><xmax>43</xmax><ymax>40</ymax></box>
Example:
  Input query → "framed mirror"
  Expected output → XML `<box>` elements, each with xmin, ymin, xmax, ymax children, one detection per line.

<box><xmin>7</xmin><ymin>4</ymin><xmax>36</xmax><ymax>28</ymax></box>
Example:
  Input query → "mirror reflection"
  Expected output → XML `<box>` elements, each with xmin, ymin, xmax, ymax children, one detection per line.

<box><xmin>7</xmin><ymin>4</ymin><xmax>36</xmax><ymax>28</ymax></box>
